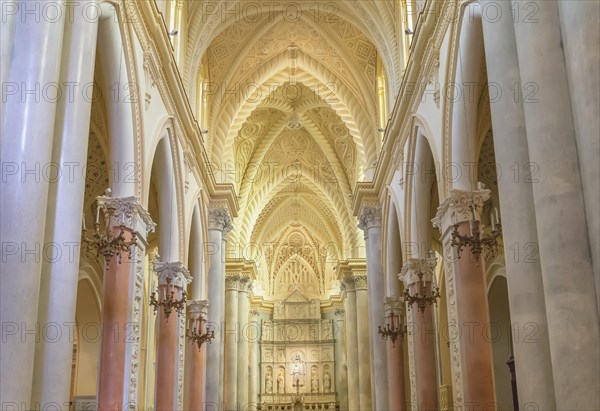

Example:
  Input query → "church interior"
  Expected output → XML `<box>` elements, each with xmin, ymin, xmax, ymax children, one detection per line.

<box><xmin>1</xmin><ymin>0</ymin><xmax>599</xmax><ymax>410</ymax></box>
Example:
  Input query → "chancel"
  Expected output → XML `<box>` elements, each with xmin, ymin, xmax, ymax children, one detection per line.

<box><xmin>1</xmin><ymin>1</ymin><xmax>599</xmax><ymax>411</ymax></box>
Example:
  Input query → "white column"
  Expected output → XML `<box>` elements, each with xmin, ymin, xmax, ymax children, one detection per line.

<box><xmin>342</xmin><ymin>278</ymin><xmax>359</xmax><ymax>411</ymax></box>
<box><xmin>31</xmin><ymin>2</ymin><xmax>99</xmax><ymax>407</ymax></box>
<box><xmin>237</xmin><ymin>278</ymin><xmax>251</xmax><ymax>410</ymax></box>
<box><xmin>205</xmin><ymin>207</ymin><xmax>232</xmax><ymax>409</ymax></box>
<box><xmin>224</xmin><ymin>275</ymin><xmax>240</xmax><ymax>411</ymax></box>
<box><xmin>358</xmin><ymin>205</ymin><xmax>389</xmax><ymax>411</ymax></box>
<box><xmin>354</xmin><ymin>275</ymin><xmax>372</xmax><ymax>410</ymax></box>
<box><xmin>248</xmin><ymin>310</ymin><xmax>261</xmax><ymax>410</ymax></box>
<box><xmin>333</xmin><ymin>308</ymin><xmax>348</xmax><ymax>411</ymax></box>
<box><xmin>0</xmin><ymin>1</ymin><xmax>66</xmax><ymax>406</ymax></box>
<box><xmin>513</xmin><ymin>1</ymin><xmax>600</xmax><ymax>408</ymax></box>
<box><xmin>479</xmin><ymin>0</ymin><xmax>556</xmax><ymax>407</ymax></box>
<box><xmin>557</xmin><ymin>0</ymin><xmax>600</xmax><ymax>312</ymax></box>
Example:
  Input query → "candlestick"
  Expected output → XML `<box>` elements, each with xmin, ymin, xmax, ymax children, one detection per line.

<box><xmin>495</xmin><ymin>207</ymin><xmax>500</xmax><ymax>224</ymax></box>
<box><xmin>82</xmin><ymin>215</ymin><xmax>86</xmax><ymax>231</ymax></box>
<box><xmin>95</xmin><ymin>204</ymin><xmax>100</xmax><ymax>224</ymax></box>
<box><xmin>491</xmin><ymin>213</ymin><xmax>496</xmax><ymax>228</ymax></box>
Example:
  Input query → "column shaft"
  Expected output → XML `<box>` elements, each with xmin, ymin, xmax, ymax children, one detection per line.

<box><xmin>0</xmin><ymin>1</ymin><xmax>66</xmax><ymax>405</ymax></box>
<box><xmin>224</xmin><ymin>279</ymin><xmax>239</xmax><ymax>411</ymax></box>
<box><xmin>385</xmin><ymin>298</ymin><xmax>406</xmax><ymax>411</ymax></box>
<box><xmin>433</xmin><ymin>190</ymin><xmax>496</xmax><ymax>409</ymax></box>
<box><xmin>237</xmin><ymin>286</ymin><xmax>250</xmax><ymax>410</ymax></box>
<box><xmin>354</xmin><ymin>278</ymin><xmax>372</xmax><ymax>410</ymax></box>
<box><xmin>557</xmin><ymin>0</ymin><xmax>600</xmax><ymax>311</ymax></box>
<box><xmin>358</xmin><ymin>206</ymin><xmax>388</xmax><ymax>411</ymax></box>
<box><xmin>401</xmin><ymin>260</ymin><xmax>438</xmax><ymax>411</ymax></box>
<box><xmin>479</xmin><ymin>0</ymin><xmax>556</xmax><ymax>407</ymax></box>
<box><xmin>205</xmin><ymin>229</ymin><xmax>224</xmax><ymax>409</ymax></box>
<box><xmin>186</xmin><ymin>300</ymin><xmax>209</xmax><ymax>411</ymax></box>
<box><xmin>513</xmin><ymin>1</ymin><xmax>600</xmax><ymax>407</ymax></box>
<box><xmin>31</xmin><ymin>2</ymin><xmax>99</xmax><ymax>406</ymax></box>
<box><xmin>248</xmin><ymin>312</ymin><xmax>261</xmax><ymax>410</ymax></box>
<box><xmin>343</xmin><ymin>283</ymin><xmax>360</xmax><ymax>411</ymax></box>
<box><xmin>153</xmin><ymin>262</ymin><xmax>191</xmax><ymax>411</ymax></box>
<box><xmin>334</xmin><ymin>310</ymin><xmax>349</xmax><ymax>411</ymax></box>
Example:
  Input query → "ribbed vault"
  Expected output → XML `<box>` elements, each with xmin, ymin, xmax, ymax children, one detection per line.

<box><xmin>186</xmin><ymin>2</ymin><xmax>393</xmax><ymax>297</ymax></box>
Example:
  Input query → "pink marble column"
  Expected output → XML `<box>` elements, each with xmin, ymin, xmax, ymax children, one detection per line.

<box><xmin>433</xmin><ymin>189</ymin><xmax>495</xmax><ymax>410</ymax></box>
<box><xmin>384</xmin><ymin>297</ymin><xmax>406</xmax><ymax>411</ymax></box>
<box><xmin>186</xmin><ymin>300</ymin><xmax>209</xmax><ymax>411</ymax></box>
<box><xmin>96</xmin><ymin>196</ymin><xmax>155</xmax><ymax>411</ymax></box>
<box><xmin>401</xmin><ymin>258</ymin><xmax>438</xmax><ymax>411</ymax></box>
<box><xmin>97</xmin><ymin>226</ymin><xmax>134</xmax><ymax>411</ymax></box>
<box><xmin>153</xmin><ymin>262</ymin><xmax>192</xmax><ymax>411</ymax></box>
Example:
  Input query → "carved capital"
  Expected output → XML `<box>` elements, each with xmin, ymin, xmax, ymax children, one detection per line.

<box><xmin>153</xmin><ymin>261</ymin><xmax>192</xmax><ymax>288</ymax></box>
<box><xmin>399</xmin><ymin>256</ymin><xmax>438</xmax><ymax>288</ymax></box>
<box><xmin>208</xmin><ymin>207</ymin><xmax>233</xmax><ymax>235</ymax></box>
<box><xmin>225</xmin><ymin>274</ymin><xmax>250</xmax><ymax>290</ymax></box>
<box><xmin>353</xmin><ymin>275</ymin><xmax>368</xmax><ymax>290</ymax></box>
<box><xmin>341</xmin><ymin>277</ymin><xmax>356</xmax><ymax>293</ymax></box>
<box><xmin>358</xmin><ymin>205</ymin><xmax>382</xmax><ymax>232</ymax></box>
<box><xmin>384</xmin><ymin>297</ymin><xmax>404</xmax><ymax>317</ymax></box>
<box><xmin>334</xmin><ymin>308</ymin><xmax>345</xmax><ymax>318</ymax></box>
<box><xmin>250</xmin><ymin>309</ymin><xmax>261</xmax><ymax>320</ymax></box>
<box><xmin>432</xmin><ymin>188</ymin><xmax>491</xmax><ymax>236</ymax></box>
<box><xmin>96</xmin><ymin>193</ymin><xmax>156</xmax><ymax>238</ymax></box>
<box><xmin>188</xmin><ymin>300</ymin><xmax>209</xmax><ymax>320</ymax></box>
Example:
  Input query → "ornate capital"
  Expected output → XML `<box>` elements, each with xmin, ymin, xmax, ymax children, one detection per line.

<box><xmin>225</xmin><ymin>274</ymin><xmax>251</xmax><ymax>290</ymax></box>
<box><xmin>250</xmin><ymin>309</ymin><xmax>261</xmax><ymax>320</ymax></box>
<box><xmin>432</xmin><ymin>189</ymin><xmax>491</xmax><ymax>236</ymax></box>
<box><xmin>208</xmin><ymin>207</ymin><xmax>233</xmax><ymax>235</ymax></box>
<box><xmin>341</xmin><ymin>277</ymin><xmax>356</xmax><ymax>293</ymax></box>
<box><xmin>97</xmin><ymin>193</ymin><xmax>156</xmax><ymax>238</ymax></box>
<box><xmin>384</xmin><ymin>297</ymin><xmax>404</xmax><ymax>317</ymax></box>
<box><xmin>358</xmin><ymin>205</ymin><xmax>382</xmax><ymax>232</ymax></box>
<box><xmin>154</xmin><ymin>261</ymin><xmax>192</xmax><ymax>288</ymax></box>
<box><xmin>400</xmin><ymin>256</ymin><xmax>437</xmax><ymax>288</ymax></box>
<box><xmin>188</xmin><ymin>300</ymin><xmax>209</xmax><ymax>320</ymax></box>
<box><xmin>353</xmin><ymin>275</ymin><xmax>368</xmax><ymax>290</ymax></box>
<box><xmin>334</xmin><ymin>308</ymin><xmax>345</xmax><ymax>318</ymax></box>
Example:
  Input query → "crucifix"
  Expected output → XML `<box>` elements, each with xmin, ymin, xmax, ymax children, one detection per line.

<box><xmin>292</xmin><ymin>377</ymin><xmax>304</xmax><ymax>395</ymax></box>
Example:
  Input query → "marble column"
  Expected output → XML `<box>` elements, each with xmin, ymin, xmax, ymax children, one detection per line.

<box><xmin>556</xmin><ymin>0</ymin><xmax>600</xmax><ymax>312</ymax></box>
<box><xmin>354</xmin><ymin>275</ymin><xmax>373</xmax><ymax>410</ymax></box>
<box><xmin>334</xmin><ymin>308</ymin><xmax>349</xmax><ymax>411</ymax></box>
<box><xmin>400</xmin><ymin>257</ymin><xmax>438</xmax><ymax>411</ymax></box>
<box><xmin>512</xmin><ymin>2</ymin><xmax>600</xmax><ymax>408</ymax></box>
<box><xmin>342</xmin><ymin>278</ymin><xmax>360</xmax><ymax>411</ymax></box>
<box><xmin>96</xmin><ymin>196</ymin><xmax>155</xmax><ymax>411</ymax></box>
<box><xmin>153</xmin><ymin>262</ymin><xmax>192</xmax><ymax>411</ymax></box>
<box><xmin>385</xmin><ymin>297</ymin><xmax>406</xmax><ymax>411</ymax></box>
<box><xmin>31</xmin><ymin>1</ymin><xmax>99</xmax><ymax>407</ymax></box>
<box><xmin>479</xmin><ymin>0</ymin><xmax>556</xmax><ymax>407</ymax></box>
<box><xmin>205</xmin><ymin>207</ymin><xmax>233</xmax><ymax>409</ymax></box>
<box><xmin>186</xmin><ymin>300</ymin><xmax>209</xmax><ymax>411</ymax></box>
<box><xmin>248</xmin><ymin>310</ymin><xmax>261</xmax><ymax>410</ymax></box>
<box><xmin>237</xmin><ymin>277</ymin><xmax>252</xmax><ymax>411</ymax></box>
<box><xmin>358</xmin><ymin>205</ymin><xmax>389</xmax><ymax>411</ymax></box>
<box><xmin>0</xmin><ymin>1</ymin><xmax>66</xmax><ymax>405</ymax></box>
<box><xmin>224</xmin><ymin>275</ymin><xmax>240</xmax><ymax>411</ymax></box>
<box><xmin>433</xmin><ymin>189</ymin><xmax>495</xmax><ymax>410</ymax></box>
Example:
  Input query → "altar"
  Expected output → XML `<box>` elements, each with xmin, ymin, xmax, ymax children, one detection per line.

<box><xmin>258</xmin><ymin>290</ymin><xmax>339</xmax><ymax>410</ymax></box>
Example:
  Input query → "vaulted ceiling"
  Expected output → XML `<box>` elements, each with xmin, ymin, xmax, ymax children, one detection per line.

<box><xmin>184</xmin><ymin>1</ymin><xmax>401</xmax><ymax>298</ymax></box>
